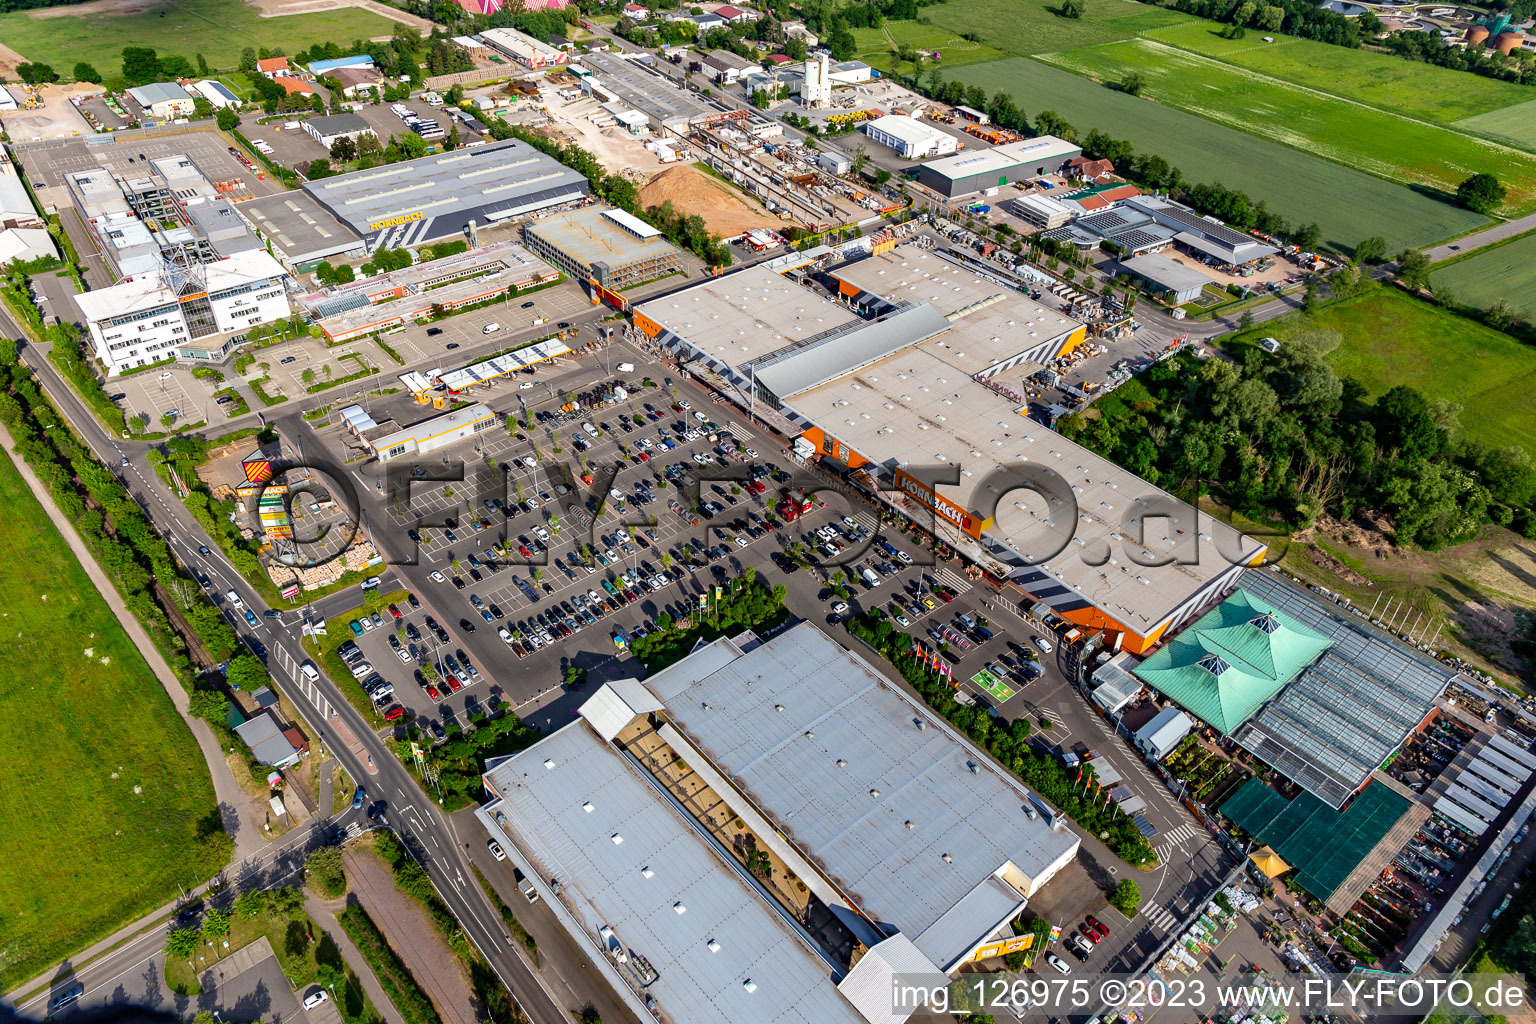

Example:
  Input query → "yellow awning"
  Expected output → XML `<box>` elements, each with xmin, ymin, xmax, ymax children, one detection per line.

<box><xmin>1249</xmin><ymin>846</ymin><xmax>1291</xmax><ymax>878</ymax></box>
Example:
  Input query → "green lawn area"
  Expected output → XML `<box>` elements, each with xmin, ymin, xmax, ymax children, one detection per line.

<box><xmin>1142</xmin><ymin>21</ymin><xmax>1532</xmax><ymax>126</ymax></box>
<box><xmin>0</xmin><ymin>0</ymin><xmax>399</xmax><ymax>73</ymax></box>
<box><xmin>0</xmin><ymin>446</ymin><xmax>224</xmax><ymax>990</ymax></box>
<box><xmin>1225</xmin><ymin>288</ymin><xmax>1536</xmax><ymax>456</ymax></box>
<box><xmin>950</xmin><ymin>58</ymin><xmax>1487</xmax><ymax>252</ymax></box>
<box><xmin>851</xmin><ymin>21</ymin><xmax>1007</xmax><ymax>72</ymax></box>
<box><xmin>1455</xmin><ymin>97</ymin><xmax>1536</xmax><ymax>151</ymax></box>
<box><xmin>1038</xmin><ymin>38</ymin><xmax>1536</xmax><ymax>213</ymax></box>
<box><xmin>1431</xmin><ymin>230</ymin><xmax>1536</xmax><ymax>320</ymax></box>
<box><xmin>926</xmin><ymin>0</ymin><xmax>1194</xmax><ymax>55</ymax></box>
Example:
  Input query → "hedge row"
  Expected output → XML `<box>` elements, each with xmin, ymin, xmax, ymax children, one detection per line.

<box><xmin>336</xmin><ymin>904</ymin><xmax>442</xmax><ymax>1024</ymax></box>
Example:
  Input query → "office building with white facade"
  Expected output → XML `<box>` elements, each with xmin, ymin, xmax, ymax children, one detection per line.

<box><xmin>75</xmin><ymin>250</ymin><xmax>291</xmax><ymax>374</ymax></box>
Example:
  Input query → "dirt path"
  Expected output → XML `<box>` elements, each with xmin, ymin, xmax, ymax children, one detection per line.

<box><xmin>342</xmin><ymin>847</ymin><xmax>479</xmax><ymax>1024</ymax></box>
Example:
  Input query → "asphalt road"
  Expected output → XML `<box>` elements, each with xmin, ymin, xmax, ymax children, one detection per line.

<box><xmin>8</xmin><ymin>312</ymin><xmax>629</xmax><ymax>1024</ymax></box>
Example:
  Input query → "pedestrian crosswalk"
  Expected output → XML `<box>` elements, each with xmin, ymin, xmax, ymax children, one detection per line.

<box><xmin>1161</xmin><ymin>822</ymin><xmax>1202</xmax><ymax>846</ymax></box>
<box><xmin>936</xmin><ymin>567</ymin><xmax>971</xmax><ymax>593</ymax></box>
<box><xmin>853</xmin><ymin>511</ymin><xmax>879</xmax><ymax>532</ymax></box>
<box><xmin>1144</xmin><ymin>902</ymin><xmax>1181</xmax><ymax>933</ymax></box>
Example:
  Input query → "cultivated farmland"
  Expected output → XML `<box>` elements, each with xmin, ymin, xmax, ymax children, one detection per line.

<box><xmin>926</xmin><ymin>0</ymin><xmax>1194</xmax><ymax>55</ymax></box>
<box><xmin>1431</xmin><ymin>231</ymin><xmax>1536</xmax><ymax>321</ymax></box>
<box><xmin>1456</xmin><ymin>98</ymin><xmax>1536</xmax><ymax>151</ymax></box>
<box><xmin>0</xmin><ymin>447</ymin><xmax>224</xmax><ymax>989</ymax></box>
<box><xmin>950</xmin><ymin>58</ymin><xmax>1488</xmax><ymax>251</ymax></box>
<box><xmin>852</xmin><ymin>22</ymin><xmax>1007</xmax><ymax>72</ymax></box>
<box><xmin>1039</xmin><ymin>39</ymin><xmax>1536</xmax><ymax>212</ymax></box>
<box><xmin>0</xmin><ymin>0</ymin><xmax>399</xmax><ymax>74</ymax></box>
<box><xmin>1141</xmin><ymin>21</ymin><xmax>1532</xmax><ymax>126</ymax></box>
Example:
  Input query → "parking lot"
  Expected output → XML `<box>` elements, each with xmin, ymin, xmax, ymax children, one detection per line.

<box><xmin>112</xmin><ymin>365</ymin><xmax>227</xmax><ymax>430</ymax></box>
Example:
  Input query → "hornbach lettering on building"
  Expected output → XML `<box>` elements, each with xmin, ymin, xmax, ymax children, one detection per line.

<box><xmin>367</xmin><ymin>211</ymin><xmax>425</xmax><ymax>231</ymax></box>
<box><xmin>894</xmin><ymin>468</ymin><xmax>992</xmax><ymax>539</ymax></box>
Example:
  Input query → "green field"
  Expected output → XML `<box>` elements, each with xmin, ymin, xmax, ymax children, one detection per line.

<box><xmin>0</xmin><ymin>446</ymin><xmax>224</xmax><ymax>989</ymax></box>
<box><xmin>1431</xmin><ymin>231</ymin><xmax>1536</xmax><ymax>321</ymax></box>
<box><xmin>1227</xmin><ymin>288</ymin><xmax>1536</xmax><ymax>455</ymax></box>
<box><xmin>0</xmin><ymin>0</ymin><xmax>400</xmax><ymax>74</ymax></box>
<box><xmin>852</xmin><ymin>21</ymin><xmax>1007</xmax><ymax>73</ymax></box>
<box><xmin>1038</xmin><ymin>38</ymin><xmax>1536</xmax><ymax>212</ymax></box>
<box><xmin>926</xmin><ymin>0</ymin><xmax>1194</xmax><ymax>55</ymax></box>
<box><xmin>1142</xmin><ymin>21</ymin><xmax>1532</xmax><ymax>126</ymax></box>
<box><xmin>950</xmin><ymin>58</ymin><xmax>1487</xmax><ymax>251</ymax></box>
<box><xmin>1456</xmin><ymin>98</ymin><xmax>1536</xmax><ymax>151</ymax></box>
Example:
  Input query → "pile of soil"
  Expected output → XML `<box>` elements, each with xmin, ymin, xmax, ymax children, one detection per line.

<box><xmin>639</xmin><ymin>164</ymin><xmax>781</xmax><ymax>237</ymax></box>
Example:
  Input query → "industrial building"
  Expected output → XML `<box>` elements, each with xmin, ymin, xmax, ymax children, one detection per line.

<box><xmin>1052</xmin><ymin>194</ymin><xmax>1277</xmax><ymax>266</ymax></box>
<box><xmin>301</xmin><ymin>138</ymin><xmax>590</xmax><ymax>250</ymax></box>
<box><xmin>127</xmin><ymin>82</ymin><xmax>195</xmax><ymax>120</ymax></box>
<box><xmin>632</xmin><ymin>244</ymin><xmax>1264</xmax><ymax>655</ymax></box>
<box><xmin>862</xmin><ymin>114</ymin><xmax>958</xmax><ymax>160</ymax></box>
<box><xmin>235</xmin><ymin>190</ymin><xmax>366</xmax><ymax>271</ymax></box>
<box><xmin>1011</xmin><ymin>193</ymin><xmax>1074</xmax><ymax>230</ymax></box>
<box><xmin>0</xmin><ymin>154</ymin><xmax>44</xmax><ymax>230</ymax></box>
<box><xmin>481</xmin><ymin>26</ymin><xmax>568</xmax><ymax>68</ymax></box>
<box><xmin>75</xmin><ymin>250</ymin><xmax>291</xmax><ymax>374</ymax></box>
<box><xmin>192</xmin><ymin>80</ymin><xmax>241</xmax><ymax>109</ymax></box>
<box><xmin>915</xmin><ymin>135</ymin><xmax>1081</xmax><ymax>198</ymax></box>
<box><xmin>300</xmin><ymin>240</ymin><xmax>559</xmax><ymax>341</ymax></box>
<box><xmin>0</xmin><ymin>227</ymin><xmax>56</xmax><ymax>265</ymax></box>
<box><xmin>65</xmin><ymin>157</ymin><xmax>263</xmax><ymax>278</ymax></box>
<box><xmin>302</xmin><ymin>114</ymin><xmax>375</xmax><ymax>150</ymax></box>
<box><xmin>477</xmin><ymin>623</ymin><xmax>1080</xmax><ymax>1024</ymax></box>
<box><xmin>1116</xmin><ymin>252</ymin><xmax>1215</xmax><ymax>304</ymax></box>
<box><xmin>522</xmin><ymin>205</ymin><xmax>685</xmax><ymax>292</ymax></box>
<box><xmin>351</xmin><ymin>402</ymin><xmax>498</xmax><ymax>461</ymax></box>
<box><xmin>703</xmin><ymin>48</ymin><xmax>757</xmax><ymax>84</ymax></box>
<box><xmin>306</xmin><ymin>54</ymin><xmax>374</xmax><ymax>76</ymax></box>
<box><xmin>577</xmin><ymin>50</ymin><xmax>719</xmax><ymax>133</ymax></box>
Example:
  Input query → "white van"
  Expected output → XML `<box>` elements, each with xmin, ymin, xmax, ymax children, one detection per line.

<box><xmin>616</xmin><ymin>362</ymin><xmax>635</xmax><ymax>372</ymax></box>
<box><xmin>483</xmin><ymin>322</ymin><xmax>501</xmax><ymax>335</ymax></box>
<box><xmin>300</xmin><ymin>661</ymin><xmax>319</xmax><ymax>682</ymax></box>
<box><xmin>582</xmin><ymin>421</ymin><xmax>598</xmax><ymax>438</ymax></box>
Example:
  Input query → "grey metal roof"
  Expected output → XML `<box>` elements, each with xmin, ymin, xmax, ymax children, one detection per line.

<box><xmin>479</xmin><ymin>721</ymin><xmax>869</xmax><ymax>1024</ymax></box>
<box><xmin>128</xmin><ymin>82</ymin><xmax>191</xmax><ymax>107</ymax></box>
<box><xmin>234</xmin><ymin>711</ymin><xmax>299</xmax><ymax>766</ymax></box>
<box><xmin>1120</xmin><ymin>252</ymin><xmax>1213</xmax><ymax>294</ymax></box>
<box><xmin>302</xmin><ymin>138</ymin><xmax>588</xmax><ymax>234</ymax></box>
<box><xmin>645</xmin><ymin>624</ymin><xmax>1080</xmax><ymax>965</ymax></box>
<box><xmin>236</xmin><ymin>190</ymin><xmax>365</xmax><ymax>264</ymax></box>
<box><xmin>749</xmin><ymin>302</ymin><xmax>953</xmax><ymax>400</ymax></box>
<box><xmin>305</xmin><ymin>113</ymin><xmax>372</xmax><ymax>137</ymax></box>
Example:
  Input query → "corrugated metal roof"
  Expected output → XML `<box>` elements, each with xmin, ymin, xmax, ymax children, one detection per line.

<box><xmin>649</xmin><ymin>625</ymin><xmax>1079</xmax><ymax>963</ymax></box>
<box><xmin>480</xmin><ymin>722</ymin><xmax>868</xmax><ymax>1024</ymax></box>
<box><xmin>750</xmin><ymin>303</ymin><xmax>952</xmax><ymax>399</ymax></box>
<box><xmin>837</xmin><ymin>934</ymin><xmax>944</xmax><ymax>1024</ymax></box>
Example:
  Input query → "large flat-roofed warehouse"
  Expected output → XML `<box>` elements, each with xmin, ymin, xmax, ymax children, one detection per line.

<box><xmin>302</xmin><ymin>138</ymin><xmax>589</xmax><ymax>250</ymax></box>
<box><xmin>780</xmin><ymin>342</ymin><xmax>1264</xmax><ymax>653</ymax></box>
<box><xmin>522</xmin><ymin>205</ymin><xmax>685</xmax><ymax>291</ymax></box>
<box><xmin>631</xmin><ymin>262</ymin><xmax>864</xmax><ymax>391</ymax></box>
<box><xmin>577</xmin><ymin>50</ymin><xmax>718</xmax><ymax>131</ymax></box>
<box><xmin>631</xmin><ymin>245</ymin><xmax>1259</xmax><ymax>654</ymax></box>
<box><xmin>477</xmin><ymin>623</ymin><xmax>1080</xmax><ymax>1024</ymax></box>
<box><xmin>915</xmin><ymin>135</ymin><xmax>1082</xmax><ymax>198</ymax></box>
<box><xmin>236</xmin><ymin>190</ymin><xmax>368</xmax><ymax>271</ymax></box>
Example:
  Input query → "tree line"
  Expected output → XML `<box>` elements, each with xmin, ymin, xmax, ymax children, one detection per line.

<box><xmin>1058</xmin><ymin>329</ymin><xmax>1536</xmax><ymax>549</ymax></box>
